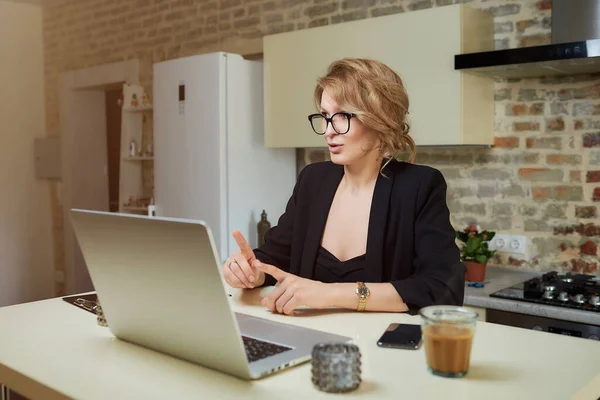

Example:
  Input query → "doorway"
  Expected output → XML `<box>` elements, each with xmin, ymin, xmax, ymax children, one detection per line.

<box><xmin>60</xmin><ymin>60</ymin><xmax>139</xmax><ymax>295</ymax></box>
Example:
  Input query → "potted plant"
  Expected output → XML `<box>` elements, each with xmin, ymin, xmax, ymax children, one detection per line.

<box><xmin>456</xmin><ymin>224</ymin><xmax>496</xmax><ymax>282</ymax></box>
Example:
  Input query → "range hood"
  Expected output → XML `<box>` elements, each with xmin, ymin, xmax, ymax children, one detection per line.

<box><xmin>455</xmin><ymin>0</ymin><xmax>600</xmax><ymax>78</ymax></box>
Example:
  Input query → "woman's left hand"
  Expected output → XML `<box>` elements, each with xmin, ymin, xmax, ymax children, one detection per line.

<box><xmin>252</xmin><ymin>260</ymin><xmax>332</xmax><ymax>315</ymax></box>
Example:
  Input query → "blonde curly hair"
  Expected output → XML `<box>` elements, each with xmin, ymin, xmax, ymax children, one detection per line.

<box><xmin>313</xmin><ymin>58</ymin><xmax>416</xmax><ymax>164</ymax></box>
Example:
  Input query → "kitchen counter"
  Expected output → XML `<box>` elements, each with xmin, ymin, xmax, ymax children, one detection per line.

<box><xmin>0</xmin><ymin>291</ymin><xmax>598</xmax><ymax>400</ymax></box>
<box><xmin>464</xmin><ymin>266</ymin><xmax>599</xmax><ymax>326</ymax></box>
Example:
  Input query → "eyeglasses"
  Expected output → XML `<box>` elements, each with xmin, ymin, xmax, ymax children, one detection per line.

<box><xmin>308</xmin><ymin>112</ymin><xmax>356</xmax><ymax>135</ymax></box>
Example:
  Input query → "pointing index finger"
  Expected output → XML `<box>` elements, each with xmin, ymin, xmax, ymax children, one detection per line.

<box><xmin>232</xmin><ymin>230</ymin><xmax>255</xmax><ymax>261</ymax></box>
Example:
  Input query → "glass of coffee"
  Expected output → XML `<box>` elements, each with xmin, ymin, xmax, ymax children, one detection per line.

<box><xmin>419</xmin><ymin>305</ymin><xmax>478</xmax><ymax>378</ymax></box>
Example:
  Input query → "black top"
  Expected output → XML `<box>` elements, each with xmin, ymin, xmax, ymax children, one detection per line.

<box><xmin>313</xmin><ymin>246</ymin><xmax>366</xmax><ymax>283</ymax></box>
<box><xmin>253</xmin><ymin>159</ymin><xmax>465</xmax><ymax>311</ymax></box>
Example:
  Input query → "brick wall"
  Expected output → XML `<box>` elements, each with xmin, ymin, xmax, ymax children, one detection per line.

<box><xmin>43</xmin><ymin>0</ymin><xmax>599</xmax><ymax>295</ymax></box>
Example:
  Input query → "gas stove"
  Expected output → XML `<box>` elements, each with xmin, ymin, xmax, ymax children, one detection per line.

<box><xmin>487</xmin><ymin>271</ymin><xmax>600</xmax><ymax>340</ymax></box>
<box><xmin>490</xmin><ymin>271</ymin><xmax>600</xmax><ymax>312</ymax></box>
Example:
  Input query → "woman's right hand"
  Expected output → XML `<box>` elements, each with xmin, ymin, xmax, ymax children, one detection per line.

<box><xmin>222</xmin><ymin>230</ymin><xmax>265</xmax><ymax>289</ymax></box>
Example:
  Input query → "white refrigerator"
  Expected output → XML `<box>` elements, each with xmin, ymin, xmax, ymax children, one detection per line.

<box><xmin>153</xmin><ymin>52</ymin><xmax>297</xmax><ymax>261</ymax></box>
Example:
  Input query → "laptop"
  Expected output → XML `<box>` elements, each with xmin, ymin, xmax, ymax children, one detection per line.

<box><xmin>69</xmin><ymin>209</ymin><xmax>351</xmax><ymax>380</ymax></box>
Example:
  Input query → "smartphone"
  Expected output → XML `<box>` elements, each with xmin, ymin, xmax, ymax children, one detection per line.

<box><xmin>376</xmin><ymin>323</ymin><xmax>422</xmax><ymax>350</ymax></box>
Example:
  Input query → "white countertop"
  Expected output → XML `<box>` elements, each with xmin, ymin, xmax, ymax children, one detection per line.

<box><xmin>0</xmin><ymin>289</ymin><xmax>598</xmax><ymax>400</ymax></box>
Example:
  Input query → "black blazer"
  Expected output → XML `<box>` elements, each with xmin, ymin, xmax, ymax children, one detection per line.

<box><xmin>254</xmin><ymin>159</ymin><xmax>465</xmax><ymax>310</ymax></box>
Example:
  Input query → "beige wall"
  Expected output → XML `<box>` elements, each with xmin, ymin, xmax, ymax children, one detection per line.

<box><xmin>0</xmin><ymin>0</ymin><xmax>54</xmax><ymax>306</ymax></box>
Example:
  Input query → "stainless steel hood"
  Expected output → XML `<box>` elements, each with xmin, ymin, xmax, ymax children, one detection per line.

<box><xmin>455</xmin><ymin>0</ymin><xmax>600</xmax><ymax>78</ymax></box>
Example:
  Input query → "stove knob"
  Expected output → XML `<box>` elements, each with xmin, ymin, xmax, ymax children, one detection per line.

<box><xmin>573</xmin><ymin>294</ymin><xmax>586</xmax><ymax>304</ymax></box>
<box><xmin>589</xmin><ymin>295</ymin><xmax>600</xmax><ymax>307</ymax></box>
<box><xmin>558</xmin><ymin>292</ymin><xmax>569</xmax><ymax>302</ymax></box>
<box><xmin>532</xmin><ymin>325</ymin><xmax>543</xmax><ymax>331</ymax></box>
<box><xmin>589</xmin><ymin>335</ymin><xmax>599</xmax><ymax>341</ymax></box>
<box><xmin>543</xmin><ymin>289</ymin><xmax>554</xmax><ymax>300</ymax></box>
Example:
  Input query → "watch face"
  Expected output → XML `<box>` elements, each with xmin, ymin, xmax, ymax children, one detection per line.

<box><xmin>357</xmin><ymin>286</ymin><xmax>369</xmax><ymax>297</ymax></box>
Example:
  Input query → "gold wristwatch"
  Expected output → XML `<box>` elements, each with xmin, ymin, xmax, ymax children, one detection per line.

<box><xmin>355</xmin><ymin>282</ymin><xmax>370</xmax><ymax>312</ymax></box>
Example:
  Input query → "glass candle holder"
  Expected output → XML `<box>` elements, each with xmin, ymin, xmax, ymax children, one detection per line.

<box><xmin>311</xmin><ymin>343</ymin><xmax>361</xmax><ymax>393</ymax></box>
<box><xmin>96</xmin><ymin>299</ymin><xmax>108</xmax><ymax>327</ymax></box>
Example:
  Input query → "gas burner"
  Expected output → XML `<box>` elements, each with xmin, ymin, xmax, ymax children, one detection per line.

<box><xmin>589</xmin><ymin>295</ymin><xmax>600</xmax><ymax>307</ymax></box>
<box><xmin>543</xmin><ymin>288</ymin><xmax>554</xmax><ymax>300</ymax></box>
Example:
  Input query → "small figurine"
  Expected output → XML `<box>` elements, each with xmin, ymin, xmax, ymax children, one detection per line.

<box><xmin>141</xmin><ymin>92</ymin><xmax>151</xmax><ymax>107</ymax></box>
<box><xmin>131</xmin><ymin>93</ymin><xmax>138</xmax><ymax>107</ymax></box>
<box><xmin>129</xmin><ymin>140</ymin><xmax>137</xmax><ymax>157</ymax></box>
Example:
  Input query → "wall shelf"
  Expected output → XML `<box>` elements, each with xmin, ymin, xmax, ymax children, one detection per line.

<box><xmin>122</xmin><ymin>206</ymin><xmax>148</xmax><ymax>213</ymax></box>
<box><xmin>123</xmin><ymin>156</ymin><xmax>154</xmax><ymax>161</ymax></box>
<box><xmin>123</xmin><ymin>105</ymin><xmax>153</xmax><ymax>112</ymax></box>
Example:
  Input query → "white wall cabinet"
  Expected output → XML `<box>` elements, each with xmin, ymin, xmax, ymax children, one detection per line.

<box><xmin>263</xmin><ymin>4</ymin><xmax>494</xmax><ymax>148</ymax></box>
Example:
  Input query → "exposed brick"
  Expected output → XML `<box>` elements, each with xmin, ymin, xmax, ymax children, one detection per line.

<box><xmin>408</xmin><ymin>0</ymin><xmax>432</xmax><ymax>11</ymax></box>
<box><xmin>570</xmin><ymin>259</ymin><xmax>598</xmax><ymax>274</ymax></box>
<box><xmin>495</xmin><ymin>88</ymin><xmax>512</xmax><ymax>101</ymax></box>
<box><xmin>586</xmin><ymin>171</ymin><xmax>600</xmax><ymax>183</ymax></box>
<box><xmin>519</xmin><ymin>204</ymin><xmax>538</xmax><ymax>216</ymax></box>
<box><xmin>550</xmin><ymin>103</ymin><xmax>568</xmax><ymax>115</ymax></box>
<box><xmin>583</xmin><ymin>133</ymin><xmax>600</xmax><ymax>148</ymax></box>
<box><xmin>267</xmin><ymin>22</ymin><xmax>294</xmax><ymax>34</ymax></box>
<box><xmin>545</xmin><ymin>204</ymin><xmax>566</xmax><ymax>219</ymax></box>
<box><xmin>305</xmin><ymin>3</ymin><xmax>338</xmax><ymax>18</ymax></box>
<box><xmin>526</xmin><ymin>137</ymin><xmax>561</xmax><ymax>150</ymax></box>
<box><xmin>574</xmin><ymin>119</ymin><xmax>600</xmax><ymax>130</ymax></box>
<box><xmin>265</xmin><ymin>13</ymin><xmax>284</xmax><ymax>24</ymax></box>
<box><xmin>341</xmin><ymin>0</ymin><xmax>375</xmax><ymax>9</ymax></box>
<box><xmin>546</xmin><ymin>118</ymin><xmax>565</xmax><ymax>131</ymax></box>
<box><xmin>471</xmin><ymin>168</ymin><xmax>511</xmax><ymax>180</ymax></box>
<box><xmin>507</xmin><ymin>103</ymin><xmax>544</xmax><ymax>116</ymax></box>
<box><xmin>553</xmin><ymin>186</ymin><xmax>583</xmax><ymax>201</ymax></box>
<box><xmin>519</xmin><ymin>34</ymin><xmax>550</xmax><ymax>48</ymax></box>
<box><xmin>221</xmin><ymin>0</ymin><xmax>241</xmax><ymax>9</ymax></box>
<box><xmin>514</xmin><ymin>122</ymin><xmax>540</xmax><ymax>131</ymax></box>
<box><xmin>570</xmin><ymin>170</ymin><xmax>582</xmax><ymax>183</ymax></box>
<box><xmin>495</xmin><ymin>21</ymin><xmax>514</xmax><ymax>34</ymax></box>
<box><xmin>554</xmin><ymin>224</ymin><xmax>600</xmax><ymax>236</ymax></box>
<box><xmin>516</xmin><ymin>19</ymin><xmax>535</xmax><ymax>33</ymax></box>
<box><xmin>463</xmin><ymin>204</ymin><xmax>486</xmax><ymax>214</ymax></box>
<box><xmin>546</xmin><ymin>154</ymin><xmax>581</xmax><ymax>165</ymax></box>
<box><xmin>332</xmin><ymin>9</ymin><xmax>367</xmax><ymax>23</ymax></box>
<box><xmin>493</xmin><ymin>137</ymin><xmax>519</xmax><ymax>148</ymax></box>
<box><xmin>580</xmin><ymin>240</ymin><xmax>598</xmax><ymax>256</ymax></box>
<box><xmin>537</xmin><ymin>0</ymin><xmax>551</xmax><ymax>10</ymax></box>
<box><xmin>576</xmin><ymin>206</ymin><xmax>597</xmax><ymax>219</ymax></box>
<box><xmin>594</xmin><ymin>188</ymin><xmax>600</xmax><ymax>202</ymax></box>
<box><xmin>519</xmin><ymin>168</ymin><xmax>563</xmax><ymax>182</ymax></box>
<box><xmin>233</xmin><ymin>16</ymin><xmax>260</xmax><ymax>29</ymax></box>
<box><xmin>591</xmin><ymin>152</ymin><xmax>600</xmax><ymax>165</ymax></box>
<box><xmin>518</xmin><ymin>89</ymin><xmax>552</xmax><ymax>101</ymax></box>
<box><xmin>525</xmin><ymin>219</ymin><xmax>550</xmax><ymax>232</ymax></box>
<box><xmin>532</xmin><ymin>187</ymin><xmax>551</xmax><ymax>200</ymax></box>
<box><xmin>370</xmin><ymin>5</ymin><xmax>403</xmax><ymax>17</ymax></box>
<box><xmin>573</xmin><ymin>103</ymin><xmax>600</xmax><ymax>116</ymax></box>
<box><xmin>485</xmin><ymin>4</ymin><xmax>520</xmax><ymax>17</ymax></box>
<box><xmin>435</xmin><ymin>0</ymin><xmax>452</xmax><ymax>5</ymax></box>
<box><xmin>308</xmin><ymin>17</ymin><xmax>329</xmax><ymax>28</ymax></box>
<box><xmin>495</xmin><ymin>38</ymin><xmax>510</xmax><ymax>50</ymax></box>
<box><xmin>477</xmin><ymin>184</ymin><xmax>498</xmax><ymax>198</ymax></box>
<box><xmin>492</xmin><ymin>203</ymin><xmax>513</xmax><ymax>216</ymax></box>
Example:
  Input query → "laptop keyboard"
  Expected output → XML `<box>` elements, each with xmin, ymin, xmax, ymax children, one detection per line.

<box><xmin>242</xmin><ymin>336</ymin><xmax>292</xmax><ymax>363</ymax></box>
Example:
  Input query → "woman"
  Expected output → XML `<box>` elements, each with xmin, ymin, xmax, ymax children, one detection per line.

<box><xmin>222</xmin><ymin>58</ymin><xmax>465</xmax><ymax>315</ymax></box>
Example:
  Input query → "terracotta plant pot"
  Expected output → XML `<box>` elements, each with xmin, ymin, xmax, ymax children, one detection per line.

<box><xmin>464</xmin><ymin>261</ymin><xmax>487</xmax><ymax>283</ymax></box>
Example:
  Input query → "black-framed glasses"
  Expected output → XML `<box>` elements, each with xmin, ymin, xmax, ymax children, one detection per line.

<box><xmin>308</xmin><ymin>112</ymin><xmax>356</xmax><ymax>135</ymax></box>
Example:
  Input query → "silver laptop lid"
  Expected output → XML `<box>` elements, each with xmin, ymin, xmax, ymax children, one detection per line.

<box><xmin>69</xmin><ymin>209</ymin><xmax>252</xmax><ymax>379</ymax></box>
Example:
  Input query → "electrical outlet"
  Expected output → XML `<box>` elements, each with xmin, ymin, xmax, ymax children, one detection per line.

<box><xmin>489</xmin><ymin>234</ymin><xmax>526</xmax><ymax>255</ymax></box>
